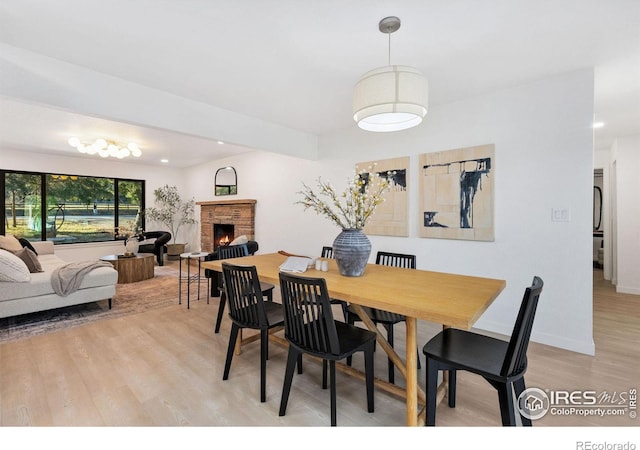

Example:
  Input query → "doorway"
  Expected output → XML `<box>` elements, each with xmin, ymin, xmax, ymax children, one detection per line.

<box><xmin>593</xmin><ymin>169</ymin><xmax>604</xmax><ymax>270</ymax></box>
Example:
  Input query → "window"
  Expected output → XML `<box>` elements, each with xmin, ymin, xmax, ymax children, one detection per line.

<box><xmin>117</xmin><ymin>179</ymin><xmax>144</xmax><ymax>239</ymax></box>
<box><xmin>3</xmin><ymin>172</ymin><xmax>41</xmax><ymax>239</ymax></box>
<box><xmin>2</xmin><ymin>170</ymin><xmax>144</xmax><ymax>244</ymax></box>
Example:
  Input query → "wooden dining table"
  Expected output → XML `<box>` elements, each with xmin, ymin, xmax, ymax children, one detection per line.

<box><xmin>202</xmin><ymin>252</ymin><xmax>506</xmax><ymax>426</ymax></box>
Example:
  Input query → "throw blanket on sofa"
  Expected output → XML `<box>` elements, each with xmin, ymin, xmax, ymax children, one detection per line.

<box><xmin>51</xmin><ymin>261</ymin><xmax>114</xmax><ymax>297</ymax></box>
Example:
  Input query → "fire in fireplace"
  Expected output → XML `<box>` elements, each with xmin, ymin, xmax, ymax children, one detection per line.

<box><xmin>214</xmin><ymin>224</ymin><xmax>235</xmax><ymax>249</ymax></box>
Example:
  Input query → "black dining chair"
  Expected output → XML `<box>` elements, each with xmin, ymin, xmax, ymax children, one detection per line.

<box><xmin>422</xmin><ymin>276</ymin><xmax>544</xmax><ymax>426</ymax></box>
<box><xmin>214</xmin><ymin>244</ymin><xmax>275</xmax><ymax>333</ymax></box>
<box><xmin>278</xmin><ymin>272</ymin><xmax>376</xmax><ymax>426</ymax></box>
<box><xmin>345</xmin><ymin>251</ymin><xmax>420</xmax><ymax>383</ymax></box>
<box><xmin>321</xmin><ymin>246</ymin><xmax>348</xmax><ymax>321</ymax></box>
<box><xmin>221</xmin><ymin>262</ymin><xmax>284</xmax><ymax>403</ymax></box>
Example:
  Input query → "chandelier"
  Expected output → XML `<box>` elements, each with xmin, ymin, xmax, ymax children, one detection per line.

<box><xmin>68</xmin><ymin>137</ymin><xmax>142</xmax><ymax>159</ymax></box>
<box><xmin>353</xmin><ymin>16</ymin><xmax>428</xmax><ymax>132</ymax></box>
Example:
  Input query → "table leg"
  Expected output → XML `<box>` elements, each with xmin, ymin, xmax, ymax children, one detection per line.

<box><xmin>348</xmin><ymin>304</ymin><xmax>424</xmax><ymax>426</ymax></box>
<box><xmin>235</xmin><ymin>329</ymin><xmax>243</xmax><ymax>355</ymax></box>
<box><xmin>179</xmin><ymin>256</ymin><xmax>182</xmax><ymax>305</ymax></box>
<box><xmin>206</xmin><ymin>276</ymin><xmax>210</xmax><ymax>305</ymax></box>
<box><xmin>197</xmin><ymin>258</ymin><xmax>201</xmax><ymax>300</ymax></box>
<box><xmin>187</xmin><ymin>256</ymin><xmax>191</xmax><ymax>309</ymax></box>
<box><xmin>405</xmin><ymin>317</ymin><xmax>418</xmax><ymax>426</ymax></box>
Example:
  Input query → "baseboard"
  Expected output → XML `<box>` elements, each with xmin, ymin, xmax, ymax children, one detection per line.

<box><xmin>474</xmin><ymin>321</ymin><xmax>595</xmax><ymax>356</ymax></box>
<box><xmin>528</xmin><ymin>329</ymin><xmax>595</xmax><ymax>356</ymax></box>
<box><xmin>615</xmin><ymin>285</ymin><xmax>640</xmax><ymax>295</ymax></box>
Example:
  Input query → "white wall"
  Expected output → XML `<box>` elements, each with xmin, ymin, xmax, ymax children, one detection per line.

<box><xmin>184</xmin><ymin>150</ymin><xmax>331</xmax><ymax>253</ymax></box>
<box><xmin>184</xmin><ymin>69</ymin><xmax>596</xmax><ymax>355</ymax></box>
<box><xmin>612</xmin><ymin>135</ymin><xmax>640</xmax><ymax>294</ymax></box>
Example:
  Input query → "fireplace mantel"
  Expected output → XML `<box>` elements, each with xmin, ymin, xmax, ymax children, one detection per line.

<box><xmin>197</xmin><ymin>199</ymin><xmax>256</xmax><ymax>253</ymax></box>
<box><xmin>197</xmin><ymin>199</ymin><xmax>256</xmax><ymax>207</ymax></box>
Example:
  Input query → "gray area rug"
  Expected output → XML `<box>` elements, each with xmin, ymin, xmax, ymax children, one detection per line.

<box><xmin>0</xmin><ymin>265</ymin><xmax>182</xmax><ymax>343</ymax></box>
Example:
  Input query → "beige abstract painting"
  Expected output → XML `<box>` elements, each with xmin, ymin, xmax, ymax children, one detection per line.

<box><xmin>356</xmin><ymin>156</ymin><xmax>409</xmax><ymax>237</ymax></box>
<box><xmin>419</xmin><ymin>144</ymin><xmax>494</xmax><ymax>241</ymax></box>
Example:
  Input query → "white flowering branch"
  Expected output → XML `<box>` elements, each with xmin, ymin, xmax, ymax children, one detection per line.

<box><xmin>297</xmin><ymin>166</ymin><xmax>394</xmax><ymax>230</ymax></box>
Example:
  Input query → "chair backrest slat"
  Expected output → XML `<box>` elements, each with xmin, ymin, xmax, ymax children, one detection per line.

<box><xmin>376</xmin><ymin>251</ymin><xmax>416</xmax><ymax>269</ymax></box>
<box><xmin>219</xmin><ymin>244</ymin><xmax>249</xmax><ymax>260</ymax></box>
<box><xmin>501</xmin><ymin>276</ymin><xmax>544</xmax><ymax>377</ymax></box>
<box><xmin>222</xmin><ymin>262</ymin><xmax>269</xmax><ymax>329</ymax></box>
<box><xmin>321</xmin><ymin>246</ymin><xmax>334</xmax><ymax>259</ymax></box>
<box><xmin>279</xmin><ymin>272</ymin><xmax>340</xmax><ymax>355</ymax></box>
<box><xmin>217</xmin><ymin>244</ymin><xmax>251</xmax><ymax>290</ymax></box>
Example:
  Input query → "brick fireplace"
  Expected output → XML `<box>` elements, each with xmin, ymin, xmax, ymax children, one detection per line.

<box><xmin>196</xmin><ymin>199</ymin><xmax>256</xmax><ymax>253</ymax></box>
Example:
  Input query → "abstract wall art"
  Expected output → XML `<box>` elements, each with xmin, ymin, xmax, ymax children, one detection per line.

<box><xmin>418</xmin><ymin>144</ymin><xmax>494</xmax><ymax>241</ymax></box>
<box><xmin>356</xmin><ymin>156</ymin><xmax>409</xmax><ymax>237</ymax></box>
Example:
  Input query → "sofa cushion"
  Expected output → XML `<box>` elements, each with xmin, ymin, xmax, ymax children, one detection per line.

<box><xmin>18</xmin><ymin>237</ymin><xmax>38</xmax><ymax>255</ymax></box>
<box><xmin>0</xmin><ymin>253</ymin><xmax>118</xmax><ymax>302</ymax></box>
<box><xmin>230</xmin><ymin>235</ymin><xmax>249</xmax><ymax>245</ymax></box>
<box><xmin>13</xmin><ymin>247</ymin><xmax>44</xmax><ymax>273</ymax></box>
<box><xmin>0</xmin><ymin>235</ymin><xmax>23</xmax><ymax>252</ymax></box>
<box><xmin>31</xmin><ymin>241</ymin><xmax>55</xmax><ymax>256</ymax></box>
<box><xmin>0</xmin><ymin>249</ymin><xmax>31</xmax><ymax>282</ymax></box>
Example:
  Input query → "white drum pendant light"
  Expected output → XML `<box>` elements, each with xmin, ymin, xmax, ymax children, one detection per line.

<box><xmin>353</xmin><ymin>16</ymin><xmax>428</xmax><ymax>132</ymax></box>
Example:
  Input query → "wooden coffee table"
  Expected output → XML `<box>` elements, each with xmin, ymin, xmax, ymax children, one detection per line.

<box><xmin>100</xmin><ymin>254</ymin><xmax>155</xmax><ymax>284</ymax></box>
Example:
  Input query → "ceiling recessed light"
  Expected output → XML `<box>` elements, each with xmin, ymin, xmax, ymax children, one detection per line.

<box><xmin>217</xmin><ymin>140</ymin><xmax>224</xmax><ymax>145</ymax></box>
<box><xmin>160</xmin><ymin>159</ymin><xmax>169</xmax><ymax>163</ymax></box>
<box><xmin>593</xmin><ymin>122</ymin><xmax>605</xmax><ymax>128</ymax></box>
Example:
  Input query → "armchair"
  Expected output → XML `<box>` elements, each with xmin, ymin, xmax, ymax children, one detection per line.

<box><xmin>137</xmin><ymin>231</ymin><xmax>171</xmax><ymax>266</ymax></box>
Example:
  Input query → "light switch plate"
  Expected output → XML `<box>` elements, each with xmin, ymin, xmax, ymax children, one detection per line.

<box><xmin>551</xmin><ymin>208</ymin><xmax>571</xmax><ymax>222</ymax></box>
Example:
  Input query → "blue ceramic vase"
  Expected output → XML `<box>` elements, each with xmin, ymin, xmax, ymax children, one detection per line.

<box><xmin>332</xmin><ymin>228</ymin><xmax>371</xmax><ymax>277</ymax></box>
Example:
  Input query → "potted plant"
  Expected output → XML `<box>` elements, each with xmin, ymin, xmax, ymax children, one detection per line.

<box><xmin>297</xmin><ymin>166</ymin><xmax>393</xmax><ymax>276</ymax></box>
<box><xmin>144</xmin><ymin>184</ymin><xmax>197</xmax><ymax>260</ymax></box>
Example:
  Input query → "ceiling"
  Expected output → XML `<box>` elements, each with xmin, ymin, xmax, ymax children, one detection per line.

<box><xmin>1</xmin><ymin>0</ymin><xmax>639</xmax><ymax>167</ymax></box>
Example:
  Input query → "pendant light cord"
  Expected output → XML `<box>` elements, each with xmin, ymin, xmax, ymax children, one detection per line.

<box><xmin>388</xmin><ymin>33</ymin><xmax>392</xmax><ymax>65</ymax></box>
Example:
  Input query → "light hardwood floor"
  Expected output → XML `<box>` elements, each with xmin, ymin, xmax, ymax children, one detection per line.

<box><xmin>0</xmin><ymin>265</ymin><xmax>638</xmax><ymax>428</ymax></box>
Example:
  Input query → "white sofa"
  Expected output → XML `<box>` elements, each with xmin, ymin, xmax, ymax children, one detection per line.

<box><xmin>0</xmin><ymin>241</ymin><xmax>118</xmax><ymax>319</ymax></box>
